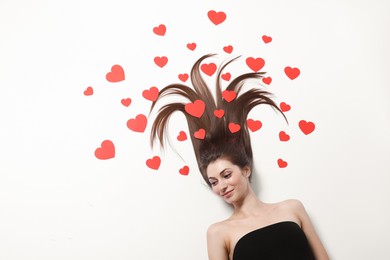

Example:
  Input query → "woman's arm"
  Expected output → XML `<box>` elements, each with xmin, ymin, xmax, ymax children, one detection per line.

<box><xmin>207</xmin><ymin>223</ymin><xmax>229</xmax><ymax>260</ymax></box>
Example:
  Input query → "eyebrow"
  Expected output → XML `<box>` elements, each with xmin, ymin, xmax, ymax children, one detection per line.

<box><xmin>208</xmin><ymin>168</ymin><xmax>230</xmax><ymax>180</ymax></box>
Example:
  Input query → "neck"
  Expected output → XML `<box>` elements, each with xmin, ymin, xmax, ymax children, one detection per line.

<box><xmin>231</xmin><ymin>186</ymin><xmax>265</xmax><ymax>217</ymax></box>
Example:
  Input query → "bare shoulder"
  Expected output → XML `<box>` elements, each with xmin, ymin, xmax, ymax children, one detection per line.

<box><xmin>279</xmin><ymin>199</ymin><xmax>306</xmax><ymax>212</ymax></box>
<box><xmin>207</xmin><ymin>220</ymin><xmax>230</xmax><ymax>260</ymax></box>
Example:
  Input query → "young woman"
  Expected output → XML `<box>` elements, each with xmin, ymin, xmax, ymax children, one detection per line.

<box><xmin>149</xmin><ymin>54</ymin><xmax>329</xmax><ymax>260</ymax></box>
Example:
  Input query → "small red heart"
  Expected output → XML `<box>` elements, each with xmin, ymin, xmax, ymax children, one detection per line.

<box><xmin>84</xmin><ymin>86</ymin><xmax>93</xmax><ymax>96</ymax></box>
<box><xmin>277</xmin><ymin>159</ymin><xmax>288</xmax><ymax>168</ymax></box>
<box><xmin>142</xmin><ymin>86</ymin><xmax>159</xmax><ymax>101</ymax></box>
<box><xmin>194</xmin><ymin>128</ymin><xmax>206</xmax><ymax>139</ymax></box>
<box><xmin>187</xmin><ymin>43</ymin><xmax>196</xmax><ymax>51</ymax></box>
<box><xmin>223</xmin><ymin>45</ymin><xmax>233</xmax><ymax>54</ymax></box>
<box><xmin>154</xmin><ymin>56</ymin><xmax>168</xmax><ymax>68</ymax></box>
<box><xmin>299</xmin><ymin>120</ymin><xmax>315</xmax><ymax>135</ymax></box>
<box><xmin>127</xmin><ymin>114</ymin><xmax>147</xmax><ymax>133</ymax></box>
<box><xmin>228</xmin><ymin>122</ymin><xmax>241</xmax><ymax>133</ymax></box>
<box><xmin>185</xmin><ymin>100</ymin><xmax>205</xmax><ymax>118</ymax></box>
<box><xmin>201</xmin><ymin>63</ymin><xmax>217</xmax><ymax>76</ymax></box>
<box><xmin>177</xmin><ymin>131</ymin><xmax>187</xmax><ymax>141</ymax></box>
<box><xmin>246</xmin><ymin>57</ymin><xmax>265</xmax><ymax>72</ymax></box>
<box><xmin>179</xmin><ymin>165</ymin><xmax>190</xmax><ymax>175</ymax></box>
<box><xmin>221</xmin><ymin>72</ymin><xmax>231</xmax><ymax>81</ymax></box>
<box><xmin>222</xmin><ymin>90</ymin><xmax>236</xmax><ymax>102</ymax></box>
<box><xmin>95</xmin><ymin>140</ymin><xmax>115</xmax><ymax>160</ymax></box>
<box><xmin>146</xmin><ymin>156</ymin><xmax>161</xmax><ymax>170</ymax></box>
<box><xmin>247</xmin><ymin>119</ymin><xmax>262</xmax><ymax>132</ymax></box>
<box><xmin>262</xmin><ymin>77</ymin><xmax>272</xmax><ymax>85</ymax></box>
<box><xmin>284</xmin><ymin>66</ymin><xmax>300</xmax><ymax>80</ymax></box>
<box><xmin>106</xmin><ymin>65</ymin><xmax>125</xmax><ymax>82</ymax></box>
<box><xmin>262</xmin><ymin>35</ymin><xmax>272</xmax><ymax>43</ymax></box>
<box><xmin>280</xmin><ymin>102</ymin><xmax>291</xmax><ymax>112</ymax></box>
<box><xmin>178</xmin><ymin>73</ymin><xmax>189</xmax><ymax>82</ymax></box>
<box><xmin>279</xmin><ymin>131</ymin><xmax>290</xmax><ymax>141</ymax></box>
<box><xmin>214</xmin><ymin>109</ymin><xmax>225</xmax><ymax>118</ymax></box>
<box><xmin>153</xmin><ymin>24</ymin><xmax>166</xmax><ymax>36</ymax></box>
<box><xmin>121</xmin><ymin>98</ymin><xmax>132</xmax><ymax>107</ymax></box>
<box><xmin>207</xmin><ymin>10</ymin><xmax>226</xmax><ymax>25</ymax></box>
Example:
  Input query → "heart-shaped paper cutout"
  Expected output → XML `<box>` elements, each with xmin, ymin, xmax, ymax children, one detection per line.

<box><xmin>280</xmin><ymin>102</ymin><xmax>291</xmax><ymax>112</ymax></box>
<box><xmin>127</xmin><ymin>114</ymin><xmax>147</xmax><ymax>133</ymax></box>
<box><xmin>153</xmin><ymin>24</ymin><xmax>166</xmax><ymax>36</ymax></box>
<box><xmin>179</xmin><ymin>165</ymin><xmax>189</xmax><ymax>175</ymax></box>
<box><xmin>222</xmin><ymin>90</ymin><xmax>236</xmax><ymax>102</ymax></box>
<box><xmin>279</xmin><ymin>131</ymin><xmax>290</xmax><ymax>141</ymax></box>
<box><xmin>262</xmin><ymin>77</ymin><xmax>272</xmax><ymax>85</ymax></box>
<box><xmin>223</xmin><ymin>45</ymin><xmax>233</xmax><ymax>54</ymax></box>
<box><xmin>121</xmin><ymin>98</ymin><xmax>132</xmax><ymax>107</ymax></box>
<box><xmin>84</xmin><ymin>86</ymin><xmax>93</xmax><ymax>96</ymax></box>
<box><xmin>277</xmin><ymin>158</ymin><xmax>288</xmax><ymax>168</ymax></box>
<box><xmin>228</xmin><ymin>122</ymin><xmax>241</xmax><ymax>133</ymax></box>
<box><xmin>178</xmin><ymin>73</ymin><xmax>189</xmax><ymax>82</ymax></box>
<box><xmin>221</xmin><ymin>72</ymin><xmax>231</xmax><ymax>81</ymax></box>
<box><xmin>299</xmin><ymin>120</ymin><xmax>315</xmax><ymax>135</ymax></box>
<box><xmin>247</xmin><ymin>119</ymin><xmax>262</xmax><ymax>132</ymax></box>
<box><xmin>154</xmin><ymin>56</ymin><xmax>168</xmax><ymax>68</ymax></box>
<box><xmin>185</xmin><ymin>100</ymin><xmax>205</xmax><ymax>118</ymax></box>
<box><xmin>142</xmin><ymin>86</ymin><xmax>159</xmax><ymax>101</ymax></box>
<box><xmin>95</xmin><ymin>140</ymin><xmax>115</xmax><ymax>160</ymax></box>
<box><xmin>177</xmin><ymin>131</ymin><xmax>187</xmax><ymax>141</ymax></box>
<box><xmin>207</xmin><ymin>10</ymin><xmax>226</xmax><ymax>25</ymax></box>
<box><xmin>246</xmin><ymin>57</ymin><xmax>265</xmax><ymax>72</ymax></box>
<box><xmin>262</xmin><ymin>35</ymin><xmax>272</xmax><ymax>43</ymax></box>
<box><xmin>187</xmin><ymin>43</ymin><xmax>196</xmax><ymax>51</ymax></box>
<box><xmin>285</xmin><ymin>66</ymin><xmax>300</xmax><ymax>80</ymax></box>
<box><xmin>146</xmin><ymin>156</ymin><xmax>161</xmax><ymax>170</ymax></box>
<box><xmin>106</xmin><ymin>65</ymin><xmax>125</xmax><ymax>82</ymax></box>
<box><xmin>214</xmin><ymin>109</ymin><xmax>225</xmax><ymax>118</ymax></box>
<box><xmin>201</xmin><ymin>63</ymin><xmax>217</xmax><ymax>76</ymax></box>
<box><xmin>194</xmin><ymin>128</ymin><xmax>206</xmax><ymax>139</ymax></box>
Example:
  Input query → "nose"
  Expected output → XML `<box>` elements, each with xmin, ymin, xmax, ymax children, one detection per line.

<box><xmin>219</xmin><ymin>180</ymin><xmax>228</xmax><ymax>194</ymax></box>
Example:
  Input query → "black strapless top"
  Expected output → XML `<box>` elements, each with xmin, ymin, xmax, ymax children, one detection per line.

<box><xmin>233</xmin><ymin>221</ymin><xmax>314</xmax><ymax>260</ymax></box>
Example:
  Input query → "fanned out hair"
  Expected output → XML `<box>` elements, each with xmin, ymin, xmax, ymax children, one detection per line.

<box><xmin>150</xmin><ymin>54</ymin><xmax>286</xmax><ymax>186</ymax></box>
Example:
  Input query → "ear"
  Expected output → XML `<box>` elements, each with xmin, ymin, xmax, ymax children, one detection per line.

<box><xmin>243</xmin><ymin>166</ymin><xmax>251</xmax><ymax>178</ymax></box>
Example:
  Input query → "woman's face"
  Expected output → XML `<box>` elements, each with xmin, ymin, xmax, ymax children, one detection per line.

<box><xmin>206</xmin><ymin>158</ymin><xmax>250</xmax><ymax>204</ymax></box>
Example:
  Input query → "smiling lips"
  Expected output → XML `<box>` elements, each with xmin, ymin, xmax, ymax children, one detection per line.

<box><xmin>223</xmin><ymin>189</ymin><xmax>234</xmax><ymax>198</ymax></box>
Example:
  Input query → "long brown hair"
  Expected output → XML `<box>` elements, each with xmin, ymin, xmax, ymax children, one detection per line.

<box><xmin>150</xmin><ymin>54</ymin><xmax>286</xmax><ymax>185</ymax></box>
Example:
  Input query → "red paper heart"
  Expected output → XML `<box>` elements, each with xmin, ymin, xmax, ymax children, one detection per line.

<box><xmin>201</xmin><ymin>63</ymin><xmax>217</xmax><ymax>76</ymax></box>
<box><xmin>246</xmin><ymin>57</ymin><xmax>265</xmax><ymax>72</ymax></box>
<box><xmin>284</xmin><ymin>66</ymin><xmax>300</xmax><ymax>80</ymax></box>
<box><xmin>280</xmin><ymin>102</ymin><xmax>291</xmax><ymax>112</ymax></box>
<box><xmin>153</xmin><ymin>24</ymin><xmax>166</xmax><ymax>36</ymax></box>
<box><xmin>146</xmin><ymin>156</ymin><xmax>161</xmax><ymax>170</ymax></box>
<box><xmin>142</xmin><ymin>86</ymin><xmax>159</xmax><ymax>101</ymax></box>
<box><xmin>228</xmin><ymin>122</ymin><xmax>241</xmax><ymax>133</ymax></box>
<box><xmin>223</xmin><ymin>45</ymin><xmax>233</xmax><ymax>54</ymax></box>
<box><xmin>207</xmin><ymin>10</ymin><xmax>226</xmax><ymax>25</ymax></box>
<box><xmin>262</xmin><ymin>35</ymin><xmax>272</xmax><ymax>43</ymax></box>
<box><xmin>221</xmin><ymin>72</ymin><xmax>231</xmax><ymax>81</ymax></box>
<box><xmin>177</xmin><ymin>131</ymin><xmax>187</xmax><ymax>141</ymax></box>
<box><xmin>178</xmin><ymin>73</ymin><xmax>189</xmax><ymax>82</ymax></box>
<box><xmin>121</xmin><ymin>98</ymin><xmax>132</xmax><ymax>107</ymax></box>
<box><xmin>154</xmin><ymin>56</ymin><xmax>168</xmax><ymax>68</ymax></box>
<box><xmin>179</xmin><ymin>165</ymin><xmax>190</xmax><ymax>175</ymax></box>
<box><xmin>299</xmin><ymin>120</ymin><xmax>315</xmax><ymax>135</ymax></box>
<box><xmin>214</xmin><ymin>109</ymin><xmax>225</xmax><ymax>118</ymax></box>
<box><xmin>127</xmin><ymin>114</ymin><xmax>147</xmax><ymax>133</ymax></box>
<box><xmin>222</xmin><ymin>90</ymin><xmax>236</xmax><ymax>102</ymax></box>
<box><xmin>262</xmin><ymin>77</ymin><xmax>272</xmax><ymax>85</ymax></box>
<box><xmin>247</xmin><ymin>119</ymin><xmax>262</xmax><ymax>132</ymax></box>
<box><xmin>95</xmin><ymin>140</ymin><xmax>115</xmax><ymax>160</ymax></box>
<box><xmin>106</xmin><ymin>65</ymin><xmax>125</xmax><ymax>82</ymax></box>
<box><xmin>279</xmin><ymin>131</ymin><xmax>290</xmax><ymax>141</ymax></box>
<box><xmin>194</xmin><ymin>128</ymin><xmax>206</xmax><ymax>139</ymax></box>
<box><xmin>185</xmin><ymin>100</ymin><xmax>205</xmax><ymax>118</ymax></box>
<box><xmin>277</xmin><ymin>159</ymin><xmax>288</xmax><ymax>168</ymax></box>
<box><xmin>84</xmin><ymin>86</ymin><xmax>93</xmax><ymax>96</ymax></box>
<box><xmin>187</xmin><ymin>43</ymin><xmax>196</xmax><ymax>51</ymax></box>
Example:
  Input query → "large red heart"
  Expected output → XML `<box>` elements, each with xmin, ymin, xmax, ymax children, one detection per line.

<box><xmin>280</xmin><ymin>102</ymin><xmax>291</xmax><ymax>112</ymax></box>
<box><xmin>246</xmin><ymin>119</ymin><xmax>262</xmax><ymax>132</ymax></box>
<box><xmin>95</xmin><ymin>140</ymin><xmax>115</xmax><ymax>160</ymax></box>
<box><xmin>153</xmin><ymin>24</ymin><xmax>166</xmax><ymax>36</ymax></box>
<box><xmin>222</xmin><ymin>90</ymin><xmax>236</xmax><ymax>102</ymax></box>
<box><xmin>177</xmin><ymin>131</ymin><xmax>187</xmax><ymax>141</ymax></box>
<box><xmin>121</xmin><ymin>98</ymin><xmax>131</xmax><ymax>107</ymax></box>
<box><xmin>277</xmin><ymin>159</ymin><xmax>288</xmax><ymax>168</ymax></box>
<box><xmin>214</xmin><ymin>109</ymin><xmax>225</xmax><ymax>118</ymax></box>
<box><xmin>106</xmin><ymin>65</ymin><xmax>125</xmax><ymax>82</ymax></box>
<box><xmin>207</xmin><ymin>10</ymin><xmax>226</xmax><ymax>25</ymax></box>
<box><xmin>187</xmin><ymin>43</ymin><xmax>196</xmax><ymax>51</ymax></box>
<box><xmin>221</xmin><ymin>72</ymin><xmax>231</xmax><ymax>81</ymax></box>
<box><xmin>246</xmin><ymin>57</ymin><xmax>265</xmax><ymax>72</ymax></box>
<box><xmin>299</xmin><ymin>120</ymin><xmax>315</xmax><ymax>135</ymax></box>
<box><xmin>228</xmin><ymin>122</ymin><xmax>241</xmax><ymax>133</ymax></box>
<box><xmin>142</xmin><ymin>86</ymin><xmax>159</xmax><ymax>101</ymax></box>
<box><xmin>127</xmin><ymin>114</ymin><xmax>147</xmax><ymax>133</ymax></box>
<box><xmin>201</xmin><ymin>63</ymin><xmax>217</xmax><ymax>76</ymax></box>
<box><xmin>179</xmin><ymin>165</ymin><xmax>190</xmax><ymax>175</ymax></box>
<box><xmin>262</xmin><ymin>35</ymin><xmax>272</xmax><ymax>43</ymax></box>
<box><xmin>146</xmin><ymin>156</ymin><xmax>161</xmax><ymax>170</ymax></box>
<box><xmin>178</xmin><ymin>73</ymin><xmax>189</xmax><ymax>82</ymax></box>
<box><xmin>185</xmin><ymin>100</ymin><xmax>205</xmax><ymax>118</ymax></box>
<box><xmin>154</xmin><ymin>56</ymin><xmax>168</xmax><ymax>68</ymax></box>
<box><xmin>84</xmin><ymin>86</ymin><xmax>93</xmax><ymax>96</ymax></box>
<box><xmin>223</xmin><ymin>45</ymin><xmax>233</xmax><ymax>54</ymax></box>
<box><xmin>262</xmin><ymin>77</ymin><xmax>272</xmax><ymax>85</ymax></box>
<box><xmin>279</xmin><ymin>131</ymin><xmax>290</xmax><ymax>141</ymax></box>
<box><xmin>194</xmin><ymin>128</ymin><xmax>206</xmax><ymax>139</ymax></box>
<box><xmin>285</xmin><ymin>66</ymin><xmax>300</xmax><ymax>80</ymax></box>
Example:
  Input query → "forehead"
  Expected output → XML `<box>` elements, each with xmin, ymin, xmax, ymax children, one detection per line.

<box><xmin>206</xmin><ymin>158</ymin><xmax>237</xmax><ymax>178</ymax></box>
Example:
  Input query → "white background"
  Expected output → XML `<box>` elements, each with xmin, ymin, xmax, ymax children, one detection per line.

<box><xmin>0</xmin><ymin>0</ymin><xmax>389</xmax><ymax>259</ymax></box>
